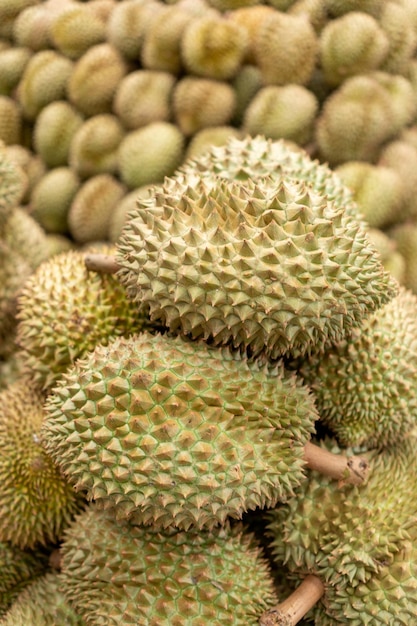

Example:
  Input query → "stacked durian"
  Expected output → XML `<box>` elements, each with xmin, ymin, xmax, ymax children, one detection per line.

<box><xmin>1</xmin><ymin>0</ymin><xmax>417</xmax><ymax>289</ymax></box>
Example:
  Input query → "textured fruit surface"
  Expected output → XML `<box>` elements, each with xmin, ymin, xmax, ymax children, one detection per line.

<box><xmin>267</xmin><ymin>433</ymin><xmax>417</xmax><ymax>624</ymax></box>
<box><xmin>42</xmin><ymin>333</ymin><xmax>317</xmax><ymax>529</ymax></box>
<box><xmin>59</xmin><ymin>505</ymin><xmax>278</xmax><ymax>625</ymax></box>
<box><xmin>297</xmin><ymin>288</ymin><xmax>417</xmax><ymax>449</ymax></box>
<box><xmin>117</xmin><ymin>160</ymin><xmax>396</xmax><ymax>359</ymax></box>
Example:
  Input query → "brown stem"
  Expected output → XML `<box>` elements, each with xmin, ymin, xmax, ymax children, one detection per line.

<box><xmin>260</xmin><ymin>575</ymin><xmax>325</xmax><ymax>626</ymax></box>
<box><xmin>48</xmin><ymin>548</ymin><xmax>62</xmax><ymax>571</ymax></box>
<box><xmin>84</xmin><ymin>253</ymin><xmax>120</xmax><ymax>274</ymax></box>
<box><xmin>303</xmin><ymin>441</ymin><xmax>369</xmax><ymax>486</ymax></box>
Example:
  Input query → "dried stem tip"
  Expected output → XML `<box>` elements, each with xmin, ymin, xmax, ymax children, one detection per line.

<box><xmin>84</xmin><ymin>253</ymin><xmax>120</xmax><ymax>274</ymax></box>
<box><xmin>303</xmin><ymin>441</ymin><xmax>369</xmax><ymax>486</ymax></box>
<box><xmin>260</xmin><ymin>574</ymin><xmax>325</xmax><ymax>626</ymax></box>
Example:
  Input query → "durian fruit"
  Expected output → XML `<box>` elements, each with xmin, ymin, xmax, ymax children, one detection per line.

<box><xmin>378</xmin><ymin>140</ymin><xmax>417</xmax><ymax>221</ymax></box>
<box><xmin>67</xmin><ymin>43</ymin><xmax>128</xmax><ymax>117</ymax></box>
<box><xmin>67</xmin><ymin>174</ymin><xmax>126</xmax><ymax>243</ymax></box>
<box><xmin>319</xmin><ymin>12</ymin><xmax>389</xmax><ymax>87</ymax></box>
<box><xmin>0</xmin><ymin>47</ymin><xmax>31</xmax><ymax>96</ymax></box>
<box><xmin>58</xmin><ymin>505</ymin><xmax>278</xmax><ymax>625</ymax></box>
<box><xmin>296</xmin><ymin>288</ymin><xmax>417</xmax><ymax>450</ymax></box>
<box><xmin>15</xmin><ymin>248</ymin><xmax>151</xmax><ymax>390</ymax></box>
<box><xmin>323</xmin><ymin>0</ymin><xmax>382</xmax><ymax>18</ymax></box>
<box><xmin>334</xmin><ymin>161</ymin><xmax>405</xmax><ymax>229</ymax></box>
<box><xmin>185</xmin><ymin>125</ymin><xmax>244</xmax><ymax>160</ymax></box>
<box><xmin>0</xmin><ymin>380</ymin><xmax>84</xmax><ymax>549</ymax></box>
<box><xmin>113</xmin><ymin>70</ymin><xmax>175</xmax><ymax>130</ymax></box>
<box><xmin>389</xmin><ymin>221</ymin><xmax>417</xmax><ymax>294</ymax></box>
<box><xmin>227</xmin><ymin>6</ymin><xmax>276</xmax><ymax>65</ymax></box>
<box><xmin>4</xmin><ymin>206</ymin><xmax>49</xmax><ymax>269</ymax></box>
<box><xmin>108</xmin><ymin>185</ymin><xmax>154</xmax><ymax>243</ymax></box>
<box><xmin>379</xmin><ymin>1</ymin><xmax>417</xmax><ymax>75</ymax></box>
<box><xmin>288</xmin><ymin>0</ymin><xmax>328</xmax><ymax>33</ymax></box>
<box><xmin>0</xmin><ymin>145</ymin><xmax>27</xmax><ymax>229</ymax></box>
<box><xmin>0</xmin><ymin>96</ymin><xmax>22</xmax><ymax>146</ymax></box>
<box><xmin>116</xmin><ymin>156</ymin><xmax>396</xmax><ymax>359</ymax></box>
<box><xmin>3</xmin><ymin>144</ymin><xmax>45</xmax><ymax>204</ymax></box>
<box><xmin>117</xmin><ymin>122</ymin><xmax>185</xmax><ymax>188</ymax></box>
<box><xmin>68</xmin><ymin>114</ymin><xmax>124</xmax><ymax>179</ymax></box>
<box><xmin>16</xmin><ymin>49</ymin><xmax>74</xmax><ymax>121</ymax></box>
<box><xmin>49</xmin><ymin>3</ymin><xmax>107</xmax><ymax>59</ymax></box>
<box><xmin>42</xmin><ymin>332</ymin><xmax>371</xmax><ymax>532</ymax></box>
<box><xmin>230</xmin><ymin>64</ymin><xmax>263</xmax><ymax>126</ymax></box>
<box><xmin>172</xmin><ymin>76</ymin><xmax>236</xmax><ymax>137</ymax></box>
<box><xmin>252</xmin><ymin>11</ymin><xmax>319</xmax><ymax>86</ymax></box>
<box><xmin>180</xmin><ymin>13</ymin><xmax>248</xmax><ymax>80</ymax></box>
<box><xmin>0</xmin><ymin>0</ymin><xmax>39</xmax><ymax>40</ymax></box>
<box><xmin>33</xmin><ymin>100</ymin><xmax>84</xmax><ymax>169</ymax></box>
<box><xmin>366</xmin><ymin>228</ymin><xmax>406</xmax><ymax>285</ymax></box>
<box><xmin>242</xmin><ymin>85</ymin><xmax>318</xmax><ymax>146</ymax></box>
<box><xmin>0</xmin><ymin>572</ymin><xmax>85</xmax><ymax>626</ymax></box>
<box><xmin>12</xmin><ymin>4</ymin><xmax>52</xmax><ymax>51</ymax></box>
<box><xmin>30</xmin><ymin>167</ymin><xmax>80</xmax><ymax>234</ymax></box>
<box><xmin>106</xmin><ymin>0</ymin><xmax>164</xmax><ymax>61</ymax></box>
<box><xmin>262</xmin><ymin>433</ymin><xmax>417</xmax><ymax>625</ymax></box>
<box><xmin>0</xmin><ymin>541</ymin><xmax>49</xmax><ymax>618</ymax></box>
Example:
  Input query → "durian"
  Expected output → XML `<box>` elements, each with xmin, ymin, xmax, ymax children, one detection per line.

<box><xmin>30</xmin><ymin>167</ymin><xmax>80</xmax><ymax>234</ymax></box>
<box><xmin>33</xmin><ymin>100</ymin><xmax>84</xmax><ymax>169</ymax></box>
<box><xmin>69</xmin><ymin>114</ymin><xmax>124</xmax><ymax>179</ymax></box>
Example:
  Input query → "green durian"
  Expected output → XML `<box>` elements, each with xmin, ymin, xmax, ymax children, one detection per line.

<box><xmin>41</xmin><ymin>332</ymin><xmax>318</xmax><ymax>529</ymax></box>
<box><xmin>30</xmin><ymin>167</ymin><xmax>80</xmax><ymax>234</ymax></box>
<box><xmin>263</xmin><ymin>433</ymin><xmax>417</xmax><ymax>624</ymax></box>
<box><xmin>16</xmin><ymin>248</ymin><xmax>150</xmax><ymax>390</ymax></box>
<box><xmin>69</xmin><ymin>114</ymin><xmax>124</xmax><ymax>179</ymax></box>
<box><xmin>49</xmin><ymin>3</ymin><xmax>106</xmax><ymax>59</ymax></box>
<box><xmin>0</xmin><ymin>572</ymin><xmax>85</xmax><ymax>625</ymax></box>
<box><xmin>33</xmin><ymin>100</ymin><xmax>84</xmax><ymax>169</ymax></box>
<box><xmin>116</xmin><ymin>162</ymin><xmax>396</xmax><ymax>359</ymax></box>
<box><xmin>0</xmin><ymin>47</ymin><xmax>31</xmax><ymax>96</ymax></box>
<box><xmin>0</xmin><ymin>145</ymin><xmax>27</xmax><ymax>229</ymax></box>
<box><xmin>3</xmin><ymin>144</ymin><xmax>45</xmax><ymax>204</ymax></box>
<box><xmin>107</xmin><ymin>0</ymin><xmax>163</xmax><ymax>61</ymax></box>
<box><xmin>296</xmin><ymin>288</ymin><xmax>417</xmax><ymax>449</ymax></box>
<box><xmin>0</xmin><ymin>379</ymin><xmax>84</xmax><ymax>549</ymax></box>
<box><xmin>389</xmin><ymin>221</ymin><xmax>417</xmax><ymax>294</ymax></box>
<box><xmin>59</xmin><ymin>505</ymin><xmax>278</xmax><ymax>625</ymax></box>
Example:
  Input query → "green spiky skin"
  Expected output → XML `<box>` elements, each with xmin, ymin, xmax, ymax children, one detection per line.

<box><xmin>0</xmin><ymin>572</ymin><xmax>85</xmax><ymax>625</ymax></box>
<box><xmin>16</xmin><ymin>248</ymin><xmax>151</xmax><ymax>390</ymax></box>
<box><xmin>116</xmin><ymin>165</ymin><xmax>396</xmax><ymax>359</ymax></box>
<box><xmin>0</xmin><ymin>542</ymin><xmax>49</xmax><ymax>618</ymax></box>
<box><xmin>266</xmin><ymin>434</ymin><xmax>417</xmax><ymax>624</ymax></box>
<box><xmin>0</xmin><ymin>380</ymin><xmax>84</xmax><ymax>549</ymax></box>
<box><xmin>41</xmin><ymin>333</ymin><xmax>317</xmax><ymax>529</ymax></box>
<box><xmin>59</xmin><ymin>506</ymin><xmax>278</xmax><ymax>625</ymax></box>
<box><xmin>297</xmin><ymin>288</ymin><xmax>417</xmax><ymax>449</ymax></box>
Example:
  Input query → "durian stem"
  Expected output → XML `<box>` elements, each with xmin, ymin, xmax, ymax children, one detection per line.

<box><xmin>84</xmin><ymin>253</ymin><xmax>120</xmax><ymax>274</ymax></box>
<box><xmin>303</xmin><ymin>441</ymin><xmax>369</xmax><ymax>486</ymax></box>
<box><xmin>259</xmin><ymin>575</ymin><xmax>325</xmax><ymax>626</ymax></box>
<box><xmin>49</xmin><ymin>548</ymin><xmax>61</xmax><ymax>570</ymax></box>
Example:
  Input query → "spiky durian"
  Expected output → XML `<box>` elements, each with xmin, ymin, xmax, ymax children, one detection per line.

<box><xmin>117</xmin><ymin>122</ymin><xmax>185</xmax><ymax>188</ymax></box>
<box><xmin>319</xmin><ymin>12</ymin><xmax>389</xmax><ymax>87</ymax></box>
<box><xmin>296</xmin><ymin>288</ymin><xmax>417</xmax><ymax>450</ymax></box>
<box><xmin>242</xmin><ymin>85</ymin><xmax>318</xmax><ymax>145</ymax></box>
<box><xmin>180</xmin><ymin>13</ymin><xmax>248</xmax><ymax>80</ymax></box>
<box><xmin>0</xmin><ymin>380</ymin><xmax>84</xmax><ymax>549</ymax></box>
<box><xmin>16</xmin><ymin>50</ymin><xmax>73</xmax><ymax>121</ymax></box>
<box><xmin>67</xmin><ymin>43</ymin><xmax>127</xmax><ymax>117</ymax></box>
<box><xmin>33</xmin><ymin>100</ymin><xmax>84</xmax><ymax>169</ymax></box>
<box><xmin>264</xmin><ymin>433</ymin><xmax>417</xmax><ymax>625</ymax></box>
<box><xmin>0</xmin><ymin>572</ymin><xmax>85</xmax><ymax>626</ymax></box>
<box><xmin>0</xmin><ymin>47</ymin><xmax>31</xmax><ymax>97</ymax></box>
<box><xmin>16</xmin><ymin>248</ymin><xmax>150</xmax><ymax>390</ymax></box>
<box><xmin>252</xmin><ymin>11</ymin><xmax>319</xmax><ymax>86</ymax></box>
<box><xmin>116</xmin><ymin>165</ymin><xmax>396</xmax><ymax>359</ymax></box>
<box><xmin>334</xmin><ymin>161</ymin><xmax>405</xmax><ymax>229</ymax></box>
<box><xmin>30</xmin><ymin>167</ymin><xmax>80</xmax><ymax>234</ymax></box>
<box><xmin>69</xmin><ymin>114</ymin><xmax>124</xmax><ymax>179</ymax></box>
<box><xmin>172</xmin><ymin>76</ymin><xmax>236</xmax><ymax>136</ymax></box>
<box><xmin>106</xmin><ymin>0</ymin><xmax>164</xmax><ymax>61</ymax></box>
<box><xmin>49</xmin><ymin>4</ymin><xmax>106</xmax><ymax>59</ymax></box>
<box><xmin>113</xmin><ymin>70</ymin><xmax>175</xmax><ymax>130</ymax></box>
<box><xmin>0</xmin><ymin>542</ymin><xmax>49</xmax><ymax>618</ymax></box>
<box><xmin>59</xmin><ymin>505</ymin><xmax>278</xmax><ymax>625</ymax></box>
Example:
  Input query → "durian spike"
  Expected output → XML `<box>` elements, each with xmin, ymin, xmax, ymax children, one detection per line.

<box><xmin>84</xmin><ymin>251</ymin><xmax>119</xmax><ymax>274</ymax></box>
<box><xmin>260</xmin><ymin>575</ymin><xmax>325</xmax><ymax>626</ymax></box>
<box><xmin>303</xmin><ymin>441</ymin><xmax>369</xmax><ymax>486</ymax></box>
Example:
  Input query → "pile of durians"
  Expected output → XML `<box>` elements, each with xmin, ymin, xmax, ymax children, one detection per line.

<box><xmin>2</xmin><ymin>0</ymin><xmax>417</xmax><ymax>624</ymax></box>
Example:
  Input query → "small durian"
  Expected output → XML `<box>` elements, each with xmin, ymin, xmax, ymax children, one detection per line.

<box><xmin>16</xmin><ymin>50</ymin><xmax>74</xmax><ymax>121</ymax></box>
<box><xmin>389</xmin><ymin>221</ymin><xmax>417</xmax><ymax>294</ymax></box>
<box><xmin>172</xmin><ymin>76</ymin><xmax>236</xmax><ymax>136</ymax></box>
<box><xmin>16</xmin><ymin>248</ymin><xmax>150</xmax><ymax>390</ymax></box>
<box><xmin>288</xmin><ymin>0</ymin><xmax>328</xmax><ymax>33</ymax></box>
<box><xmin>185</xmin><ymin>125</ymin><xmax>244</xmax><ymax>161</ymax></box>
<box><xmin>67</xmin><ymin>43</ymin><xmax>128</xmax><ymax>117</ymax></box>
<box><xmin>0</xmin><ymin>146</ymin><xmax>27</xmax><ymax>229</ymax></box>
<box><xmin>69</xmin><ymin>114</ymin><xmax>124</xmax><ymax>179</ymax></box>
<box><xmin>33</xmin><ymin>100</ymin><xmax>84</xmax><ymax>169</ymax></box>
<box><xmin>3</xmin><ymin>144</ymin><xmax>45</xmax><ymax>204</ymax></box>
<box><xmin>379</xmin><ymin>1</ymin><xmax>417</xmax><ymax>74</ymax></box>
<box><xmin>59</xmin><ymin>505</ymin><xmax>278</xmax><ymax>625</ymax></box>
<box><xmin>0</xmin><ymin>380</ymin><xmax>84</xmax><ymax>549</ymax></box>
<box><xmin>227</xmin><ymin>6</ymin><xmax>276</xmax><ymax>64</ymax></box>
<box><xmin>230</xmin><ymin>63</ymin><xmax>263</xmax><ymax>126</ymax></box>
<box><xmin>263</xmin><ymin>433</ymin><xmax>417</xmax><ymax>625</ymax></box>
<box><xmin>49</xmin><ymin>4</ymin><xmax>106</xmax><ymax>59</ymax></box>
<box><xmin>0</xmin><ymin>47</ymin><xmax>31</xmax><ymax>96</ymax></box>
<box><xmin>67</xmin><ymin>174</ymin><xmax>126</xmax><ymax>243</ymax></box>
<box><xmin>116</xmin><ymin>166</ymin><xmax>396</xmax><ymax>359</ymax></box>
<box><xmin>4</xmin><ymin>206</ymin><xmax>49</xmax><ymax>269</ymax></box>
<box><xmin>0</xmin><ymin>0</ymin><xmax>40</xmax><ymax>40</ymax></box>
<box><xmin>113</xmin><ymin>70</ymin><xmax>175</xmax><ymax>130</ymax></box>
<box><xmin>108</xmin><ymin>185</ymin><xmax>154</xmax><ymax>243</ymax></box>
<box><xmin>0</xmin><ymin>96</ymin><xmax>21</xmax><ymax>146</ymax></box>
<box><xmin>117</xmin><ymin>122</ymin><xmax>185</xmax><ymax>188</ymax></box>
<box><xmin>106</xmin><ymin>0</ymin><xmax>164</xmax><ymax>61</ymax></box>
<box><xmin>378</xmin><ymin>140</ymin><xmax>417</xmax><ymax>221</ymax></box>
<box><xmin>12</xmin><ymin>4</ymin><xmax>52</xmax><ymax>51</ymax></box>
<box><xmin>41</xmin><ymin>332</ymin><xmax>319</xmax><ymax>529</ymax></box>
<box><xmin>0</xmin><ymin>572</ymin><xmax>85</xmax><ymax>625</ymax></box>
<box><xmin>296</xmin><ymin>288</ymin><xmax>417</xmax><ymax>450</ymax></box>
<box><xmin>30</xmin><ymin>167</ymin><xmax>80</xmax><ymax>234</ymax></box>
<box><xmin>242</xmin><ymin>84</ymin><xmax>318</xmax><ymax>146</ymax></box>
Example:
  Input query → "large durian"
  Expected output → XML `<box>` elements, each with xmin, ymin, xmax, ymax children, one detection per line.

<box><xmin>116</xmin><ymin>145</ymin><xmax>396</xmax><ymax>358</ymax></box>
<box><xmin>41</xmin><ymin>332</ymin><xmax>319</xmax><ymax>530</ymax></box>
<box><xmin>58</xmin><ymin>505</ymin><xmax>278</xmax><ymax>625</ymax></box>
